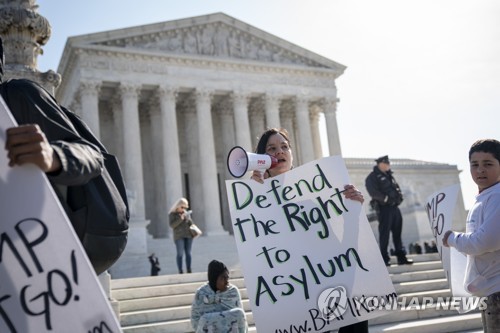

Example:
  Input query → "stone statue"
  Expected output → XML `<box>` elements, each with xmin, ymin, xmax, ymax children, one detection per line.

<box><xmin>183</xmin><ymin>29</ymin><xmax>198</xmax><ymax>54</ymax></box>
<box><xmin>198</xmin><ymin>24</ymin><xmax>215</xmax><ymax>56</ymax></box>
<box><xmin>0</xmin><ymin>0</ymin><xmax>60</xmax><ymax>93</ymax></box>
<box><xmin>228</xmin><ymin>31</ymin><xmax>243</xmax><ymax>58</ymax></box>
<box><xmin>213</xmin><ymin>25</ymin><xmax>229</xmax><ymax>57</ymax></box>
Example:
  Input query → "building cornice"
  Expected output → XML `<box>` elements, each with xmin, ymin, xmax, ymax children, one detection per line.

<box><xmin>345</xmin><ymin>157</ymin><xmax>459</xmax><ymax>170</ymax></box>
<box><xmin>57</xmin><ymin>45</ymin><xmax>341</xmax><ymax>97</ymax></box>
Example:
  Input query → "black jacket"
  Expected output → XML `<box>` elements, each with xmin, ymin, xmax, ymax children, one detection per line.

<box><xmin>365</xmin><ymin>166</ymin><xmax>403</xmax><ymax>207</ymax></box>
<box><xmin>1</xmin><ymin>38</ymin><xmax>127</xmax><ymax>275</ymax></box>
<box><xmin>1</xmin><ymin>79</ymin><xmax>104</xmax><ymax>233</ymax></box>
<box><xmin>0</xmin><ymin>78</ymin><xmax>129</xmax><ymax>274</ymax></box>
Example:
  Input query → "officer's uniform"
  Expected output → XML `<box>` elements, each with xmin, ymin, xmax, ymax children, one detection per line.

<box><xmin>365</xmin><ymin>155</ymin><xmax>412</xmax><ymax>266</ymax></box>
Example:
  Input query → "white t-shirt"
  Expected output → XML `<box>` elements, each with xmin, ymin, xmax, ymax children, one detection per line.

<box><xmin>448</xmin><ymin>182</ymin><xmax>500</xmax><ymax>296</ymax></box>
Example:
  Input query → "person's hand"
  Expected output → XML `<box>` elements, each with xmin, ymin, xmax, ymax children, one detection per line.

<box><xmin>343</xmin><ymin>184</ymin><xmax>364</xmax><ymax>203</ymax></box>
<box><xmin>251</xmin><ymin>170</ymin><xmax>265</xmax><ymax>184</ymax></box>
<box><xmin>5</xmin><ymin>124</ymin><xmax>61</xmax><ymax>173</ymax></box>
<box><xmin>442</xmin><ymin>230</ymin><xmax>452</xmax><ymax>247</ymax></box>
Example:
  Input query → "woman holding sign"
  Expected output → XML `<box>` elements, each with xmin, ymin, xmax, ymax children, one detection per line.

<box><xmin>250</xmin><ymin>128</ymin><xmax>363</xmax><ymax>201</ymax></box>
<box><xmin>251</xmin><ymin>128</ymin><xmax>369</xmax><ymax>333</ymax></box>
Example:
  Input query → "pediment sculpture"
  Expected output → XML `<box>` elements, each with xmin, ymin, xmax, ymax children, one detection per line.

<box><xmin>96</xmin><ymin>22</ymin><xmax>329</xmax><ymax>69</ymax></box>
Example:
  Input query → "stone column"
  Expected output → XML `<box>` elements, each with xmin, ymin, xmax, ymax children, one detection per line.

<box><xmin>119</xmin><ymin>83</ymin><xmax>146</xmax><ymax>219</ymax></box>
<box><xmin>232</xmin><ymin>91</ymin><xmax>253</xmax><ymax>151</ymax></box>
<box><xmin>79</xmin><ymin>80</ymin><xmax>101</xmax><ymax>139</ymax></box>
<box><xmin>107</xmin><ymin>84</ymin><xmax>149</xmax><ymax>278</ymax></box>
<box><xmin>194</xmin><ymin>89</ymin><xmax>225</xmax><ymax>235</ymax></box>
<box><xmin>295</xmin><ymin>97</ymin><xmax>315</xmax><ymax>163</ymax></box>
<box><xmin>324</xmin><ymin>98</ymin><xmax>342</xmax><ymax>156</ymax></box>
<box><xmin>158</xmin><ymin>86</ymin><xmax>183</xmax><ymax>234</ymax></box>
<box><xmin>265</xmin><ymin>93</ymin><xmax>281</xmax><ymax>129</ymax></box>
<box><xmin>219</xmin><ymin>99</ymin><xmax>237</xmax><ymax>161</ymax></box>
<box><xmin>182</xmin><ymin>99</ymin><xmax>203</xmax><ymax>226</ymax></box>
<box><xmin>280</xmin><ymin>101</ymin><xmax>299</xmax><ymax>165</ymax></box>
<box><xmin>110</xmin><ymin>96</ymin><xmax>124</xmax><ymax>164</ymax></box>
<box><xmin>249</xmin><ymin>99</ymin><xmax>265</xmax><ymax>149</ymax></box>
<box><xmin>69</xmin><ymin>99</ymin><xmax>82</xmax><ymax>118</ymax></box>
<box><xmin>310</xmin><ymin>106</ymin><xmax>323</xmax><ymax>159</ymax></box>
<box><xmin>218</xmin><ymin>100</ymin><xmax>236</xmax><ymax>232</ymax></box>
<box><xmin>147</xmin><ymin>102</ymin><xmax>166</xmax><ymax>238</ymax></box>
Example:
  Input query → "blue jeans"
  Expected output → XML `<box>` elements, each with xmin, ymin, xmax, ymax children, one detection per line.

<box><xmin>175</xmin><ymin>237</ymin><xmax>193</xmax><ymax>273</ymax></box>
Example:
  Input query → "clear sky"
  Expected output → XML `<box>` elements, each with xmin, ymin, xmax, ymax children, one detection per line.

<box><xmin>35</xmin><ymin>0</ymin><xmax>500</xmax><ymax>209</ymax></box>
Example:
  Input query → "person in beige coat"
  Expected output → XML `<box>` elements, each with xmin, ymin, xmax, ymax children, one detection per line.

<box><xmin>169</xmin><ymin>197</ymin><xmax>194</xmax><ymax>273</ymax></box>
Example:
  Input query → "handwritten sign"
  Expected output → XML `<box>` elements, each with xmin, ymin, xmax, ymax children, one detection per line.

<box><xmin>425</xmin><ymin>184</ymin><xmax>470</xmax><ymax>312</ymax></box>
<box><xmin>0</xmin><ymin>97</ymin><xmax>122</xmax><ymax>332</ymax></box>
<box><xmin>226</xmin><ymin>156</ymin><xmax>395</xmax><ymax>332</ymax></box>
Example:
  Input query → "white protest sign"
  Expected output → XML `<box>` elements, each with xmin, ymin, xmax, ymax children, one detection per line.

<box><xmin>226</xmin><ymin>156</ymin><xmax>395</xmax><ymax>332</ymax></box>
<box><xmin>425</xmin><ymin>184</ymin><xmax>470</xmax><ymax>312</ymax></box>
<box><xmin>0</xmin><ymin>97</ymin><xmax>122</xmax><ymax>332</ymax></box>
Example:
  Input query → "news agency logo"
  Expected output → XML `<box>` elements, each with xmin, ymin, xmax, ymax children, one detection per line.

<box><xmin>317</xmin><ymin>285</ymin><xmax>488</xmax><ymax>319</ymax></box>
<box><xmin>317</xmin><ymin>286</ymin><xmax>349</xmax><ymax>320</ymax></box>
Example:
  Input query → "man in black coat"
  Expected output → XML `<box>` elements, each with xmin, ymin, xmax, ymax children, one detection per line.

<box><xmin>365</xmin><ymin>155</ymin><xmax>413</xmax><ymax>266</ymax></box>
<box><xmin>1</xmin><ymin>37</ymin><xmax>128</xmax><ymax>274</ymax></box>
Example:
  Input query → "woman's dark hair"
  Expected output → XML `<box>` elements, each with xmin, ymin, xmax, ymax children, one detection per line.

<box><xmin>469</xmin><ymin>139</ymin><xmax>500</xmax><ymax>162</ymax></box>
<box><xmin>207</xmin><ymin>260</ymin><xmax>228</xmax><ymax>291</ymax></box>
<box><xmin>254</xmin><ymin>128</ymin><xmax>291</xmax><ymax>154</ymax></box>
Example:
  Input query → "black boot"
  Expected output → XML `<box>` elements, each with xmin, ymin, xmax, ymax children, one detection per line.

<box><xmin>397</xmin><ymin>256</ymin><xmax>413</xmax><ymax>265</ymax></box>
<box><xmin>382</xmin><ymin>253</ymin><xmax>391</xmax><ymax>267</ymax></box>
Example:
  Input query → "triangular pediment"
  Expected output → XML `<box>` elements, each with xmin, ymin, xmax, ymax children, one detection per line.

<box><xmin>66</xmin><ymin>12</ymin><xmax>345</xmax><ymax>71</ymax></box>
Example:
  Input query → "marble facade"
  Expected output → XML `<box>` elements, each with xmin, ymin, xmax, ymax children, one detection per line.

<box><xmin>53</xmin><ymin>13</ymin><xmax>353</xmax><ymax>276</ymax></box>
<box><xmin>1</xmin><ymin>5</ymin><xmax>466</xmax><ymax>277</ymax></box>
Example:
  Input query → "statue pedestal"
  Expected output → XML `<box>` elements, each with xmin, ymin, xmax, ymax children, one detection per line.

<box><xmin>98</xmin><ymin>271</ymin><xmax>120</xmax><ymax>319</ymax></box>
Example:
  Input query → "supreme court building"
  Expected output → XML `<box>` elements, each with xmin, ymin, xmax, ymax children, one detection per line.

<box><xmin>49</xmin><ymin>13</ymin><xmax>466</xmax><ymax>277</ymax></box>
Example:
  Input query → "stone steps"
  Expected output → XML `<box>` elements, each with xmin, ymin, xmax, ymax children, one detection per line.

<box><xmin>369</xmin><ymin>313</ymin><xmax>482</xmax><ymax>333</ymax></box>
<box><xmin>111</xmin><ymin>253</ymin><xmax>483</xmax><ymax>332</ymax></box>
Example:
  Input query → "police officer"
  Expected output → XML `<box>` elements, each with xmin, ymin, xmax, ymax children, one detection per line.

<box><xmin>366</xmin><ymin>155</ymin><xmax>413</xmax><ymax>266</ymax></box>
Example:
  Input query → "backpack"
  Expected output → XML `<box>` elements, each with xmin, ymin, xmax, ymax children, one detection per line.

<box><xmin>61</xmin><ymin>107</ymin><xmax>130</xmax><ymax>275</ymax></box>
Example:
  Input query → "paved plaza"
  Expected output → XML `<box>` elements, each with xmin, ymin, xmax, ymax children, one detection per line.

<box><xmin>145</xmin><ymin>233</ymin><xmax>242</xmax><ymax>277</ymax></box>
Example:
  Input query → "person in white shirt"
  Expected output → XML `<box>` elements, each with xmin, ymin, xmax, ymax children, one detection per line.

<box><xmin>443</xmin><ymin>139</ymin><xmax>500</xmax><ymax>332</ymax></box>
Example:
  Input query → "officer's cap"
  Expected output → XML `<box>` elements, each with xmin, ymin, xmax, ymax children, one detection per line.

<box><xmin>375</xmin><ymin>155</ymin><xmax>390</xmax><ymax>164</ymax></box>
